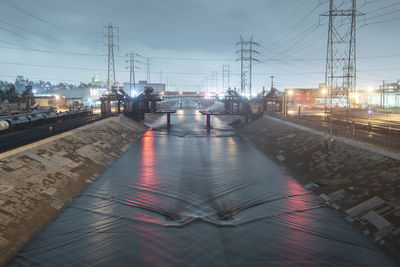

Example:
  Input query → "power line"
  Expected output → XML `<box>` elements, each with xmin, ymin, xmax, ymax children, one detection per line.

<box><xmin>1</xmin><ymin>0</ymin><xmax>101</xmax><ymax>35</ymax></box>
<box><xmin>0</xmin><ymin>18</ymin><xmax>102</xmax><ymax>45</ymax></box>
<box><xmin>258</xmin><ymin>0</ymin><xmax>307</xmax><ymax>42</ymax></box>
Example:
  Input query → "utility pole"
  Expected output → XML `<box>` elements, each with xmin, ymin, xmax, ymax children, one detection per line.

<box><xmin>270</xmin><ymin>75</ymin><xmax>274</xmax><ymax>90</ymax></box>
<box><xmin>222</xmin><ymin>65</ymin><xmax>230</xmax><ymax>92</ymax></box>
<box><xmin>146</xmin><ymin>58</ymin><xmax>151</xmax><ymax>83</ymax></box>
<box><xmin>104</xmin><ymin>23</ymin><xmax>119</xmax><ymax>91</ymax></box>
<box><xmin>322</xmin><ymin>0</ymin><xmax>363</xmax><ymax>120</ymax></box>
<box><xmin>236</xmin><ymin>36</ymin><xmax>259</xmax><ymax>98</ymax></box>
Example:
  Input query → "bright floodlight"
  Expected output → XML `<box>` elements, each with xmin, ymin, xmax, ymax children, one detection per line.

<box><xmin>54</xmin><ymin>94</ymin><xmax>60</xmax><ymax>100</ymax></box>
<box><xmin>288</xmin><ymin>90</ymin><xmax>294</xmax><ymax>96</ymax></box>
<box><xmin>322</xmin><ymin>88</ymin><xmax>328</xmax><ymax>95</ymax></box>
<box><xmin>367</xmin><ymin>87</ymin><xmax>374</xmax><ymax>93</ymax></box>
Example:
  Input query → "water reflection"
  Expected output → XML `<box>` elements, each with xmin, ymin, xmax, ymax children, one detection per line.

<box><xmin>9</xmin><ymin>108</ymin><xmax>398</xmax><ymax>267</ymax></box>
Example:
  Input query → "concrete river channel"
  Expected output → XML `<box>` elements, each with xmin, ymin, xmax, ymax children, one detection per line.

<box><xmin>9</xmin><ymin>107</ymin><xmax>397</xmax><ymax>266</ymax></box>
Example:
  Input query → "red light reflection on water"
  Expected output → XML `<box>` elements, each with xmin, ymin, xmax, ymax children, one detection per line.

<box><xmin>279</xmin><ymin>174</ymin><xmax>314</xmax><ymax>263</ymax></box>
<box><xmin>124</xmin><ymin>128</ymin><xmax>161</xmax><ymax>223</ymax></box>
<box><xmin>135</xmin><ymin>129</ymin><xmax>172</xmax><ymax>265</ymax></box>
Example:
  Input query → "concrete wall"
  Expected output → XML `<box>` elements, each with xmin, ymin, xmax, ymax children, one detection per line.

<box><xmin>236</xmin><ymin>115</ymin><xmax>400</xmax><ymax>261</ymax></box>
<box><xmin>0</xmin><ymin>115</ymin><xmax>147</xmax><ymax>265</ymax></box>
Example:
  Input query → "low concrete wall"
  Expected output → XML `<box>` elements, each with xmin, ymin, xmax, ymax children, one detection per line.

<box><xmin>236</xmin><ymin>115</ymin><xmax>400</xmax><ymax>261</ymax></box>
<box><xmin>0</xmin><ymin>115</ymin><xmax>146</xmax><ymax>265</ymax></box>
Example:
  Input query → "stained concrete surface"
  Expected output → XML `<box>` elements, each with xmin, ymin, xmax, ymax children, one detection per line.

<box><xmin>236</xmin><ymin>115</ymin><xmax>400</xmax><ymax>261</ymax></box>
<box><xmin>8</xmin><ymin>109</ymin><xmax>397</xmax><ymax>266</ymax></box>
<box><xmin>0</xmin><ymin>115</ymin><xmax>146</xmax><ymax>265</ymax></box>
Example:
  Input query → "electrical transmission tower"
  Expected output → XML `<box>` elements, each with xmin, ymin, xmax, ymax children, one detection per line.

<box><xmin>322</xmin><ymin>0</ymin><xmax>363</xmax><ymax>118</ymax></box>
<box><xmin>236</xmin><ymin>37</ymin><xmax>259</xmax><ymax>98</ymax></box>
<box><xmin>211</xmin><ymin>71</ymin><xmax>218</xmax><ymax>92</ymax></box>
<box><xmin>222</xmin><ymin>65</ymin><xmax>230</xmax><ymax>92</ymax></box>
<box><xmin>104</xmin><ymin>23</ymin><xmax>119</xmax><ymax>91</ymax></box>
<box><xmin>126</xmin><ymin>52</ymin><xmax>137</xmax><ymax>96</ymax></box>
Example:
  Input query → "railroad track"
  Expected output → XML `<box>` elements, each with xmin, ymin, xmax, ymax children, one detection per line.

<box><xmin>283</xmin><ymin>113</ymin><xmax>400</xmax><ymax>145</ymax></box>
<box><xmin>0</xmin><ymin>114</ymin><xmax>106</xmax><ymax>153</ymax></box>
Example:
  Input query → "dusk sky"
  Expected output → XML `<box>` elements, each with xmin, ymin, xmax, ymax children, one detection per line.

<box><xmin>0</xmin><ymin>0</ymin><xmax>399</xmax><ymax>92</ymax></box>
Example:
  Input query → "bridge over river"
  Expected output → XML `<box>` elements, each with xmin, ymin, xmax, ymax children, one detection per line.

<box><xmin>9</xmin><ymin>107</ymin><xmax>397</xmax><ymax>266</ymax></box>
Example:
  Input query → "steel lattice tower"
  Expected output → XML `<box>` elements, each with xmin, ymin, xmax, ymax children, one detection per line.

<box><xmin>322</xmin><ymin>0</ymin><xmax>363</xmax><ymax>118</ymax></box>
<box><xmin>236</xmin><ymin>37</ymin><xmax>259</xmax><ymax>98</ymax></box>
<box><xmin>211</xmin><ymin>71</ymin><xmax>218</xmax><ymax>92</ymax></box>
<box><xmin>126</xmin><ymin>52</ymin><xmax>136</xmax><ymax>96</ymax></box>
<box><xmin>222</xmin><ymin>65</ymin><xmax>230</xmax><ymax>92</ymax></box>
<box><xmin>105</xmin><ymin>23</ymin><xmax>119</xmax><ymax>91</ymax></box>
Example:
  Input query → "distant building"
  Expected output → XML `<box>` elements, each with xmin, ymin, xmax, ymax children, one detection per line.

<box><xmin>285</xmin><ymin>85</ymin><xmax>327</xmax><ymax>105</ymax></box>
<box><xmin>365</xmin><ymin>80</ymin><xmax>400</xmax><ymax>108</ymax></box>
<box><xmin>124</xmin><ymin>81</ymin><xmax>166</xmax><ymax>96</ymax></box>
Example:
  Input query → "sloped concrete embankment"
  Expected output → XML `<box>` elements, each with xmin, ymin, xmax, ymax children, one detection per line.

<box><xmin>0</xmin><ymin>115</ymin><xmax>147</xmax><ymax>265</ymax></box>
<box><xmin>237</xmin><ymin>115</ymin><xmax>400</xmax><ymax>261</ymax></box>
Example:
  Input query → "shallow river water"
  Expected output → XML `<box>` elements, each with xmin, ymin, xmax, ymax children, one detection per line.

<box><xmin>9</xmin><ymin>109</ymin><xmax>397</xmax><ymax>266</ymax></box>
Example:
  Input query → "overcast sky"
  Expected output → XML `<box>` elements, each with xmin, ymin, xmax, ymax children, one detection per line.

<box><xmin>0</xmin><ymin>0</ymin><xmax>399</xmax><ymax>92</ymax></box>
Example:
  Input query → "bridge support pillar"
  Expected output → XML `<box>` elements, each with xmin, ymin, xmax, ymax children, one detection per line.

<box><xmin>167</xmin><ymin>112</ymin><xmax>171</xmax><ymax>128</ymax></box>
<box><xmin>206</xmin><ymin>114</ymin><xmax>211</xmax><ymax>130</ymax></box>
